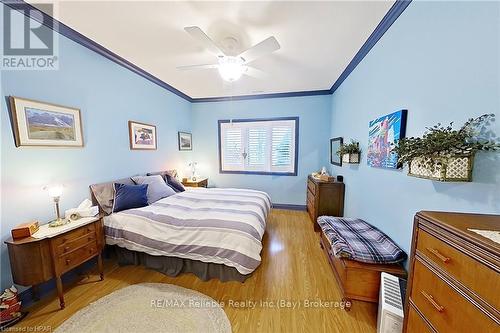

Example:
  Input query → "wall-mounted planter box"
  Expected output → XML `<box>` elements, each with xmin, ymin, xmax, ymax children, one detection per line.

<box><xmin>342</xmin><ymin>153</ymin><xmax>360</xmax><ymax>164</ymax></box>
<box><xmin>408</xmin><ymin>154</ymin><xmax>474</xmax><ymax>182</ymax></box>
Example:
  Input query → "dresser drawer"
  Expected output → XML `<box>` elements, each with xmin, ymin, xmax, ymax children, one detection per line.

<box><xmin>57</xmin><ymin>242</ymin><xmax>99</xmax><ymax>273</ymax></box>
<box><xmin>307</xmin><ymin>189</ymin><xmax>315</xmax><ymax>206</ymax></box>
<box><xmin>307</xmin><ymin>180</ymin><xmax>316</xmax><ymax>195</ymax></box>
<box><xmin>410</xmin><ymin>259</ymin><xmax>497</xmax><ymax>332</ymax></box>
<box><xmin>416</xmin><ymin>229</ymin><xmax>500</xmax><ymax>309</ymax></box>
<box><xmin>51</xmin><ymin>223</ymin><xmax>96</xmax><ymax>247</ymax></box>
<box><xmin>56</xmin><ymin>232</ymin><xmax>96</xmax><ymax>256</ymax></box>
<box><xmin>307</xmin><ymin>201</ymin><xmax>315</xmax><ymax>220</ymax></box>
<box><xmin>407</xmin><ymin>304</ymin><xmax>434</xmax><ymax>333</ymax></box>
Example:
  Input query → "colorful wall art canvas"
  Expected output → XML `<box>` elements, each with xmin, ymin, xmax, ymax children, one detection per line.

<box><xmin>9</xmin><ymin>96</ymin><xmax>83</xmax><ymax>147</ymax></box>
<box><xmin>128</xmin><ymin>121</ymin><xmax>157</xmax><ymax>150</ymax></box>
<box><xmin>367</xmin><ymin>109</ymin><xmax>407</xmax><ymax>169</ymax></box>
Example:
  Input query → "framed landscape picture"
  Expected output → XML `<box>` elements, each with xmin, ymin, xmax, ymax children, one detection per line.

<box><xmin>128</xmin><ymin>121</ymin><xmax>157</xmax><ymax>150</ymax></box>
<box><xmin>367</xmin><ymin>109</ymin><xmax>407</xmax><ymax>169</ymax></box>
<box><xmin>9</xmin><ymin>96</ymin><xmax>83</xmax><ymax>147</ymax></box>
<box><xmin>178</xmin><ymin>132</ymin><xmax>192</xmax><ymax>151</ymax></box>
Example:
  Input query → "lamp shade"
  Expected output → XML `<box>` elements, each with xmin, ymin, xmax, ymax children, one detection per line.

<box><xmin>47</xmin><ymin>185</ymin><xmax>63</xmax><ymax>198</ymax></box>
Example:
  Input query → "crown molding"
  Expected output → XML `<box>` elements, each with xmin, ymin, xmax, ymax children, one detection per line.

<box><xmin>329</xmin><ymin>0</ymin><xmax>412</xmax><ymax>94</ymax></box>
<box><xmin>2</xmin><ymin>0</ymin><xmax>412</xmax><ymax>103</ymax></box>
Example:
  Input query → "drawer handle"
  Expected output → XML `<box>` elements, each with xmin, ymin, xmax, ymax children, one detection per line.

<box><xmin>65</xmin><ymin>259</ymin><xmax>71</xmax><ymax>265</ymax></box>
<box><xmin>426</xmin><ymin>247</ymin><xmax>451</xmax><ymax>263</ymax></box>
<box><xmin>420</xmin><ymin>290</ymin><xmax>444</xmax><ymax>312</ymax></box>
<box><xmin>64</xmin><ymin>246</ymin><xmax>70</xmax><ymax>252</ymax></box>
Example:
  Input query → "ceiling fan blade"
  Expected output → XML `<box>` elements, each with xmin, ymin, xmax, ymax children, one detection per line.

<box><xmin>243</xmin><ymin>66</ymin><xmax>267</xmax><ymax>79</ymax></box>
<box><xmin>184</xmin><ymin>26</ymin><xmax>226</xmax><ymax>58</ymax></box>
<box><xmin>238</xmin><ymin>36</ymin><xmax>280</xmax><ymax>64</ymax></box>
<box><xmin>176</xmin><ymin>64</ymin><xmax>219</xmax><ymax>71</ymax></box>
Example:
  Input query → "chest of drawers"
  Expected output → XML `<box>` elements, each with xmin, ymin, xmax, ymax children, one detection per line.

<box><xmin>5</xmin><ymin>217</ymin><xmax>104</xmax><ymax>309</ymax></box>
<box><xmin>306</xmin><ymin>175</ymin><xmax>345</xmax><ymax>231</ymax></box>
<box><xmin>404</xmin><ymin>211</ymin><xmax>500</xmax><ymax>332</ymax></box>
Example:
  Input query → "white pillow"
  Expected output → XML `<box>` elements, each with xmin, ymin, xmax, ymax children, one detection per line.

<box><xmin>131</xmin><ymin>175</ymin><xmax>176</xmax><ymax>204</ymax></box>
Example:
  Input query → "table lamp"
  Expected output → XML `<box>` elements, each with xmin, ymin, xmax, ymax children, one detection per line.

<box><xmin>46</xmin><ymin>185</ymin><xmax>68</xmax><ymax>227</ymax></box>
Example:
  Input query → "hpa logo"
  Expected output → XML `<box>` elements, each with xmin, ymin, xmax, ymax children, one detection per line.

<box><xmin>2</xmin><ymin>2</ymin><xmax>58</xmax><ymax>70</ymax></box>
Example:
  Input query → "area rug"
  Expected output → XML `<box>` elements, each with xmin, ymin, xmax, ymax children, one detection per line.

<box><xmin>55</xmin><ymin>283</ymin><xmax>231</xmax><ymax>333</ymax></box>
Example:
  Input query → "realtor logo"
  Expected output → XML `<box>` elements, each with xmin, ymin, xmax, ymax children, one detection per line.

<box><xmin>1</xmin><ymin>2</ymin><xmax>58</xmax><ymax>70</ymax></box>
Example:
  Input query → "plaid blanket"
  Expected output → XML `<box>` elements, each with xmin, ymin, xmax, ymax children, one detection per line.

<box><xmin>317</xmin><ymin>216</ymin><xmax>407</xmax><ymax>264</ymax></box>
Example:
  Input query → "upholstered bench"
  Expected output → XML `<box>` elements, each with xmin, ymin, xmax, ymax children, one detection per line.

<box><xmin>317</xmin><ymin>217</ymin><xmax>407</xmax><ymax>310</ymax></box>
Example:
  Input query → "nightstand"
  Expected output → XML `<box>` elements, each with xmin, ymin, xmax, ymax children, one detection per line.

<box><xmin>5</xmin><ymin>216</ymin><xmax>104</xmax><ymax>309</ymax></box>
<box><xmin>182</xmin><ymin>177</ymin><xmax>208</xmax><ymax>188</ymax></box>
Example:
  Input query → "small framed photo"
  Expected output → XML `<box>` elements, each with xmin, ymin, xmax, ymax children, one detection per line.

<box><xmin>178</xmin><ymin>132</ymin><xmax>192</xmax><ymax>151</ymax></box>
<box><xmin>9</xmin><ymin>96</ymin><xmax>84</xmax><ymax>147</ymax></box>
<box><xmin>128</xmin><ymin>121</ymin><xmax>157</xmax><ymax>150</ymax></box>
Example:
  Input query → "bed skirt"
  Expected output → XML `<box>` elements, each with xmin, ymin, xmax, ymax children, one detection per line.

<box><xmin>111</xmin><ymin>245</ymin><xmax>251</xmax><ymax>283</ymax></box>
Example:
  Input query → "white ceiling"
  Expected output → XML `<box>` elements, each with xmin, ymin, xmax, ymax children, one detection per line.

<box><xmin>31</xmin><ymin>1</ymin><xmax>394</xmax><ymax>99</ymax></box>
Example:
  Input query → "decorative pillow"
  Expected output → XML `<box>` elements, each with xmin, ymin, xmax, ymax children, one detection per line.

<box><xmin>147</xmin><ymin>170</ymin><xmax>185</xmax><ymax>192</ymax></box>
<box><xmin>132</xmin><ymin>175</ymin><xmax>176</xmax><ymax>204</ymax></box>
<box><xmin>90</xmin><ymin>177</ymin><xmax>135</xmax><ymax>215</ymax></box>
<box><xmin>113</xmin><ymin>183</ymin><xmax>148</xmax><ymax>213</ymax></box>
<box><xmin>165</xmin><ymin>173</ymin><xmax>185</xmax><ymax>193</ymax></box>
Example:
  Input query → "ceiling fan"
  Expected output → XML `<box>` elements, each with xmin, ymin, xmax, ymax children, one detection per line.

<box><xmin>178</xmin><ymin>26</ymin><xmax>280</xmax><ymax>82</ymax></box>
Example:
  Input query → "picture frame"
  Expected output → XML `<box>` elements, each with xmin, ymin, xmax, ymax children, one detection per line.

<box><xmin>178</xmin><ymin>132</ymin><xmax>192</xmax><ymax>151</ymax></box>
<box><xmin>330</xmin><ymin>137</ymin><xmax>343</xmax><ymax>166</ymax></box>
<box><xmin>128</xmin><ymin>121</ymin><xmax>157</xmax><ymax>150</ymax></box>
<box><xmin>8</xmin><ymin>96</ymin><xmax>84</xmax><ymax>147</ymax></box>
<box><xmin>367</xmin><ymin>109</ymin><xmax>408</xmax><ymax>169</ymax></box>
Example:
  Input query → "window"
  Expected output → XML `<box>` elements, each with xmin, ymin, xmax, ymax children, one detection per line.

<box><xmin>218</xmin><ymin>117</ymin><xmax>298</xmax><ymax>175</ymax></box>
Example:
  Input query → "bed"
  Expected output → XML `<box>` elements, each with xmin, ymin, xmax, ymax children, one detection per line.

<box><xmin>90</xmin><ymin>178</ymin><xmax>271</xmax><ymax>282</ymax></box>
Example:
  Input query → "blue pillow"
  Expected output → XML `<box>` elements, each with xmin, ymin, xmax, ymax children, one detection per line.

<box><xmin>113</xmin><ymin>183</ymin><xmax>148</xmax><ymax>213</ymax></box>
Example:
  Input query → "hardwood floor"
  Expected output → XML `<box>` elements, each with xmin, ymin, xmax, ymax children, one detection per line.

<box><xmin>13</xmin><ymin>209</ymin><xmax>378</xmax><ymax>332</ymax></box>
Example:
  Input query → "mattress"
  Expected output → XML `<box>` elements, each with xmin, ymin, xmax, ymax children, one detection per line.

<box><xmin>104</xmin><ymin>188</ymin><xmax>271</xmax><ymax>275</ymax></box>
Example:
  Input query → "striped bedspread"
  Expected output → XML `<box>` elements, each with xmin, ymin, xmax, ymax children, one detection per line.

<box><xmin>104</xmin><ymin>188</ymin><xmax>271</xmax><ymax>275</ymax></box>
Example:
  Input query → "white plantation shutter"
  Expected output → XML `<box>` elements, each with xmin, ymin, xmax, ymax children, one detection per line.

<box><xmin>247</xmin><ymin>127</ymin><xmax>267</xmax><ymax>166</ymax></box>
<box><xmin>222</xmin><ymin>127</ymin><xmax>243</xmax><ymax>170</ymax></box>
<box><xmin>219</xmin><ymin>118</ymin><xmax>297</xmax><ymax>174</ymax></box>
<box><xmin>271</xmin><ymin>126</ymin><xmax>293</xmax><ymax>168</ymax></box>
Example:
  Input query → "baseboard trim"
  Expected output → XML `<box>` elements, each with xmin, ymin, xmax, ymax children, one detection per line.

<box><xmin>272</xmin><ymin>204</ymin><xmax>307</xmax><ymax>211</ymax></box>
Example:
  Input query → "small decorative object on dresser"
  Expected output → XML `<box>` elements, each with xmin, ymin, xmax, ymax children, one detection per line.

<box><xmin>178</xmin><ymin>131</ymin><xmax>192</xmax><ymax>151</ymax></box>
<box><xmin>128</xmin><ymin>121</ymin><xmax>157</xmax><ymax>150</ymax></box>
<box><xmin>182</xmin><ymin>177</ymin><xmax>208</xmax><ymax>188</ymax></box>
<box><xmin>404</xmin><ymin>211</ymin><xmax>500</xmax><ymax>332</ymax></box>
<box><xmin>5</xmin><ymin>216</ymin><xmax>104</xmax><ymax>309</ymax></box>
<box><xmin>306</xmin><ymin>174</ymin><xmax>345</xmax><ymax>232</ymax></box>
<box><xmin>8</xmin><ymin>96</ymin><xmax>84</xmax><ymax>148</ymax></box>
<box><xmin>11</xmin><ymin>221</ymin><xmax>39</xmax><ymax>240</ymax></box>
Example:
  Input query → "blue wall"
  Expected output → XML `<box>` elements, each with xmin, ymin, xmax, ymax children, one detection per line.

<box><xmin>0</xmin><ymin>5</ymin><xmax>192</xmax><ymax>289</ymax></box>
<box><xmin>191</xmin><ymin>95</ymin><xmax>331</xmax><ymax>205</ymax></box>
<box><xmin>329</xmin><ymin>1</ymin><xmax>500</xmax><ymax>256</ymax></box>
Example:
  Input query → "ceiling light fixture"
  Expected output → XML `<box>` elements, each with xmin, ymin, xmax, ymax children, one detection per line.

<box><xmin>217</xmin><ymin>56</ymin><xmax>245</xmax><ymax>82</ymax></box>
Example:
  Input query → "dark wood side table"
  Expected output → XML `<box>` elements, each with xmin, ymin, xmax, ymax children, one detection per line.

<box><xmin>182</xmin><ymin>177</ymin><xmax>208</xmax><ymax>188</ymax></box>
<box><xmin>4</xmin><ymin>216</ymin><xmax>104</xmax><ymax>309</ymax></box>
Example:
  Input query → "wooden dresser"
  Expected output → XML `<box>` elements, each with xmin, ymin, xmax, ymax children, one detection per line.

<box><xmin>404</xmin><ymin>211</ymin><xmax>499</xmax><ymax>332</ymax></box>
<box><xmin>306</xmin><ymin>175</ymin><xmax>345</xmax><ymax>231</ymax></box>
<box><xmin>5</xmin><ymin>217</ymin><xmax>104</xmax><ymax>309</ymax></box>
